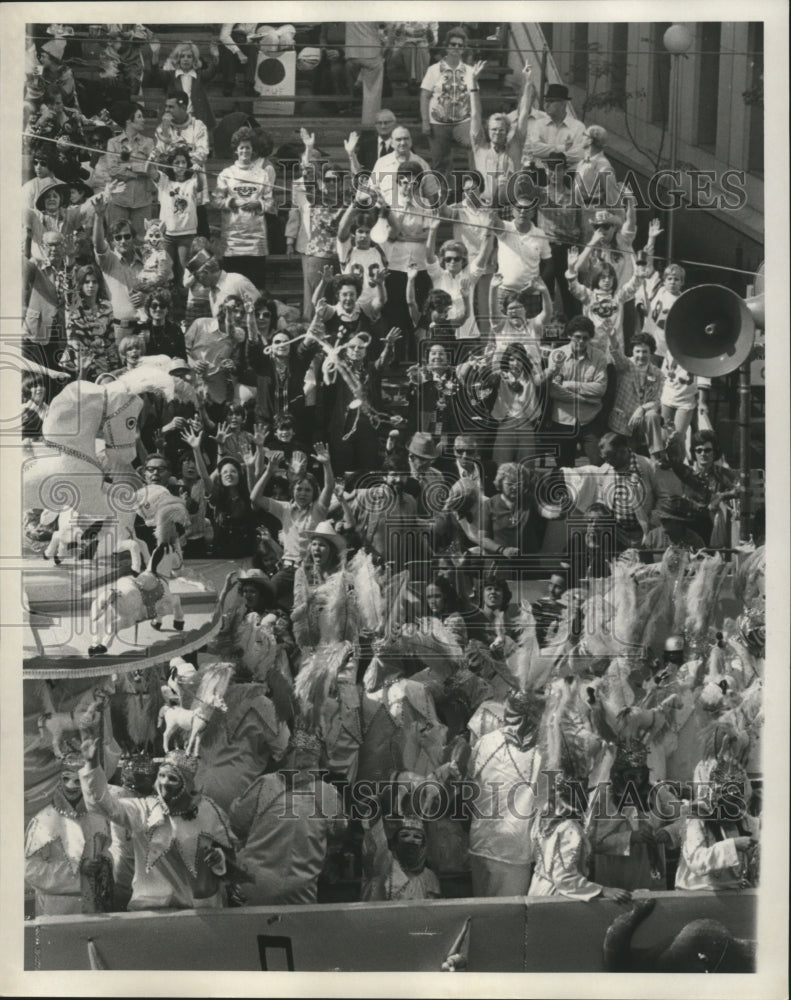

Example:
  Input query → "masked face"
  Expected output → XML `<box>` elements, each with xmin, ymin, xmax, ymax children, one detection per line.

<box><xmin>156</xmin><ymin>764</ymin><xmax>185</xmax><ymax>804</ymax></box>
<box><xmin>60</xmin><ymin>769</ymin><xmax>83</xmax><ymax>805</ymax></box>
<box><xmin>395</xmin><ymin>828</ymin><xmax>426</xmax><ymax>872</ymax></box>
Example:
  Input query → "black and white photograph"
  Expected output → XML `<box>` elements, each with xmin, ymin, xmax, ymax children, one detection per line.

<box><xmin>0</xmin><ymin>2</ymin><xmax>787</xmax><ymax>996</ymax></box>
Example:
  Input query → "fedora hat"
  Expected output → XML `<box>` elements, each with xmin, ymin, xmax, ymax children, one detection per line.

<box><xmin>407</xmin><ymin>432</ymin><xmax>440</xmax><ymax>460</ymax></box>
<box><xmin>302</xmin><ymin>520</ymin><xmax>347</xmax><ymax>554</ymax></box>
<box><xmin>544</xmin><ymin>83</ymin><xmax>570</xmax><ymax>101</ymax></box>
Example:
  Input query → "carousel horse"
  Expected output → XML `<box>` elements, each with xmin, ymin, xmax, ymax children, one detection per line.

<box><xmin>88</xmin><ymin>538</ymin><xmax>185</xmax><ymax>656</ymax></box>
<box><xmin>23</xmin><ymin>377</ymin><xmax>166</xmax><ymax>566</ymax></box>
<box><xmin>603</xmin><ymin>897</ymin><xmax>756</xmax><ymax>972</ymax></box>
<box><xmin>37</xmin><ymin>676</ymin><xmax>118</xmax><ymax>758</ymax></box>
<box><xmin>158</xmin><ymin>662</ymin><xmax>234</xmax><ymax>756</ymax></box>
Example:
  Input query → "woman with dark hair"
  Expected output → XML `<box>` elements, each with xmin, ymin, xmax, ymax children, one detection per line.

<box><xmin>669</xmin><ymin>429</ymin><xmax>740</xmax><ymax>547</ymax></box>
<box><xmin>105</xmin><ymin>100</ymin><xmax>156</xmax><ymax>238</ymax></box>
<box><xmin>247</xmin><ymin>326</ymin><xmax>317</xmax><ymax>444</ymax></box>
<box><xmin>213</xmin><ymin>125</ymin><xmax>276</xmax><ymax>289</ymax></box>
<box><xmin>139</xmin><ymin>289</ymin><xmax>186</xmax><ymax>358</ymax></box>
<box><xmin>64</xmin><ymin>263</ymin><xmax>118</xmax><ymax>380</ymax></box>
<box><xmin>181</xmin><ymin>423</ymin><xmax>258</xmax><ymax>560</ymax></box>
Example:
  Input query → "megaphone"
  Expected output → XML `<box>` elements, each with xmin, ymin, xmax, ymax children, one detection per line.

<box><xmin>665</xmin><ymin>285</ymin><xmax>764</xmax><ymax>377</ymax></box>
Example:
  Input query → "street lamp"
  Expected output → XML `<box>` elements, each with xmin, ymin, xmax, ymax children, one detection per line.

<box><xmin>663</xmin><ymin>23</ymin><xmax>693</xmax><ymax>260</ymax></box>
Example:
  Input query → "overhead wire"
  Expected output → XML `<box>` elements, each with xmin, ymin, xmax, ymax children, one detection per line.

<box><xmin>23</xmin><ymin>130</ymin><xmax>762</xmax><ymax>279</ymax></box>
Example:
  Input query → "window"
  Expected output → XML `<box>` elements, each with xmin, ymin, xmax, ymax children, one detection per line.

<box><xmin>571</xmin><ymin>23</ymin><xmax>589</xmax><ymax>86</ymax></box>
<box><xmin>746</xmin><ymin>22</ymin><xmax>764</xmax><ymax>175</ymax></box>
<box><xmin>650</xmin><ymin>22</ymin><xmax>671</xmax><ymax>125</ymax></box>
<box><xmin>610</xmin><ymin>23</ymin><xmax>629</xmax><ymax>101</ymax></box>
<box><xmin>696</xmin><ymin>22</ymin><xmax>721</xmax><ymax>149</ymax></box>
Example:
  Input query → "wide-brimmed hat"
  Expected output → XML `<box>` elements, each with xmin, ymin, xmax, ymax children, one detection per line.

<box><xmin>544</xmin><ymin>83</ymin><xmax>570</xmax><ymax>101</ymax></box>
<box><xmin>407</xmin><ymin>432</ymin><xmax>440</xmax><ymax>460</ymax></box>
<box><xmin>656</xmin><ymin>495</ymin><xmax>696</xmax><ymax>522</ymax></box>
<box><xmin>592</xmin><ymin>208</ymin><xmax>619</xmax><ymax>228</ymax></box>
<box><xmin>41</xmin><ymin>38</ymin><xmax>67</xmax><ymax>61</ymax></box>
<box><xmin>66</xmin><ymin>178</ymin><xmax>95</xmax><ymax>201</ymax></box>
<box><xmin>302</xmin><ymin>519</ymin><xmax>347</xmax><ymax>554</ymax></box>
<box><xmin>236</xmin><ymin>568</ymin><xmax>277</xmax><ymax>602</ymax></box>
<box><xmin>34</xmin><ymin>179</ymin><xmax>69</xmax><ymax>210</ymax></box>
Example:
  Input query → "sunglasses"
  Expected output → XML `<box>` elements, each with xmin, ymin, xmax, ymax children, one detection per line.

<box><xmin>149</xmin><ymin>302</ymin><xmax>166</xmax><ymax>309</ymax></box>
<box><xmin>444</xmin><ymin>255</ymin><xmax>463</xmax><ymax>262</ymax></box>
<box><xmin>695</xmin><ymin>447</ymin><xmax>714</xmax><ymax>453</ymax></box>
<box><xmin>146</xmin><ymin>465</ymin><xmax>168</xmax><ymax>472</ymax></box>
<box><xmin>455</xmin><ymin>447</ymin><xmax>476</xmax><ymax>455</ymax></box>
<box><xmin>447</xmin><ymin>41</ymin><xmax>465</xmax><ymax>48</ymax></box>
<box><xmin>114</xmin><ymin>233</ymin><xmax>134</xmax><ymax>241</ymax></box>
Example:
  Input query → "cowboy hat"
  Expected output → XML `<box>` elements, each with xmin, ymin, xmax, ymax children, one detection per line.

<box><xmin>407</xmin><ymin>431</ymin><xmax>440</xmax><ymax>460</ymax></box>
<box><xmin>302</xmin><ymin>519</ymin><xmax>347</xmax><ymax>554</ymax></box>
<box><xmin>236</xmin><ymin>568</ymin><xmax>277</xmax><ymax>602</ymax></box>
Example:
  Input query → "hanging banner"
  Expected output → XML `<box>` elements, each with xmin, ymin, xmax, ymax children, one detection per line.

<box><xmin>253</xmin><ymin>49</ymin><xmax>296</xmax><ymax>117</ymax></box>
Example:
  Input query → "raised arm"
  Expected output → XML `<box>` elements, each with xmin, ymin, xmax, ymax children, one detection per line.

<box><xmin>425</xmin><ymin>215</ymin><xmax>441</xmax><ymax>265</ymax></box>
<box><xmin>513</xmin><ymin>62</ymin><xmax>535</xmax><ymax>143</ymax></box>
<box><xmin>92</xmin><ymin>190</ymin><xmax>109</xmax><ymax>255</ymax></box>
<box><xmin>313</xmin><ymin>441</ymin><xmax>335</xmax><ymax>509</ymax></box>
<box><xmin>406</xmin><ymin>263</ymin><xmax>421</xmax><ymax>326</ymax></box>
<box><xmin>468</xmin><ymin>60</ymin><xmax>487</xmax><ymax>147</ymax></box>
<box><xmin>180</xmin><ymin>423</ymin><xmax>213</xmax><ymax>493</ymax></box>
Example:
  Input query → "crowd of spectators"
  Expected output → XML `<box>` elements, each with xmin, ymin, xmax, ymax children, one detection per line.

<box><xmin>22</xmin><ymin>22</ymin><xmax>763</xmax><ymax>920</ymax></box>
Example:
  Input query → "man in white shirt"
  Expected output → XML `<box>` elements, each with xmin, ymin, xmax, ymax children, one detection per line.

<box><xmin>489</xmin><ymin>188</ymin><xmax>552</xmax><ymax>316</ymax></box>
<box><xmin>523</xmin><ymin>83</ymin><xmax>586</xmax><ymax>177</ymax></box>
<box><xmin>352</xmin><ymin>126</ymin><xmax>436</xmax><ymax>209</ymax></box>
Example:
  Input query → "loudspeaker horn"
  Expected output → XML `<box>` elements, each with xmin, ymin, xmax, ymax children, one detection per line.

<box><xmin>664</xmin><ymin>284</ymin><xmax>763</xmax><ymax>378</ymax></box>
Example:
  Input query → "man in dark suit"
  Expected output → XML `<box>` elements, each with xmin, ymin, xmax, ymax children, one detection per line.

<box><xmin>355</xmin><ymin>108</ymin><xmax>398</xmax><ymax>171</ymax></box>
<box><xmin>438</xmin><ymin>433</ymin><xmax>497</xmax><ymax>496</ymax></box>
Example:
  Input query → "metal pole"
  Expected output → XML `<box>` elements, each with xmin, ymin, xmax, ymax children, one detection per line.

<box><xmin>737</xmin><ymin>361</ymin><xmax>752</xmax><ymax>543</ymax></box>
<box><xmin>667</xmin><ymin>54</ymin><xmax>679</xmax><ymax>261</ymax></box>
<box><xmin>539</xmin><ymin>47</ymin><xmax>548</xmax><ymax>111</ymax></box>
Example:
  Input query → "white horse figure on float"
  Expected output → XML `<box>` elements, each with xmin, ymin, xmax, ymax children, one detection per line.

<box><xmin>88</xmin><ymin>504</ymin><xmax>188</xmax><ymax>655</ymax></box>
<box><xmin>24</xmin><ymin>365</ymin><xmax>177</xmax><ymax>570</ymax></box>
<box><xmin>158</xmin><ymin>660</ymin><xmax>234</xmax><ymax>756</ymax></box>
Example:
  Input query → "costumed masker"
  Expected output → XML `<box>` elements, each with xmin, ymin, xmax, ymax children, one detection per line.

<box><xmin>25</xmin><ymin>751</ymin><xmax>114</xmax><ymax>916</ymax></box>
<box><xmin>80</xmin><ymin>738</ymin><xmax>238</xmax><ymax>911</ymax></box>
